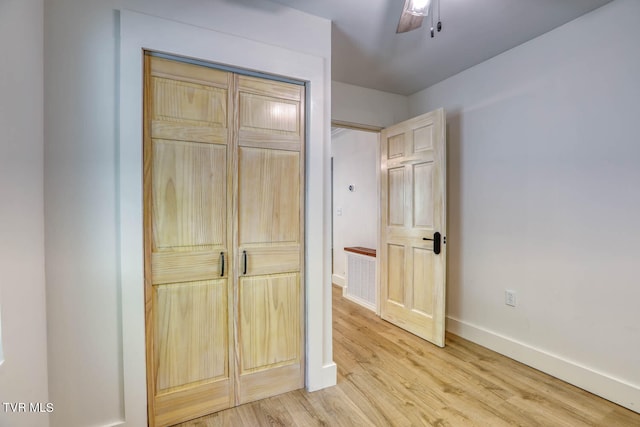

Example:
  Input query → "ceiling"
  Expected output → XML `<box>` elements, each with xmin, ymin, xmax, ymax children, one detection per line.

<box><xmin>268</xmin><ymin>0</ymin><xmax>613</xmax><ymax>95</ymax></box>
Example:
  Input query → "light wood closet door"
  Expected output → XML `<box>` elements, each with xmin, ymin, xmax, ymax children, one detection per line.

<box><xmin>145</xmin><ymin>55</ymin><xmax>306</xmax><ymax>426</ymax></box>
<box><xmin>380</xmin><ymin>109</ymin><xmax>446</xmax><ymax>347</ymax></box>
<box><xmin>235</xmin><ymin>75</ymin><xmax>305</xmax><ymax>404</ymax></box>
<box><xmin>144</xmin><ymin>56</ymin><xmax>235</xmax><ymax>426</ymax></box>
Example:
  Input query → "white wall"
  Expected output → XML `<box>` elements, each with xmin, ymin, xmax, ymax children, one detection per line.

<box><xmin>329</xmin><ymin>82</ymin><xmax>408</xmax><ymax>288</ymax></box>
<box><xmin>332</xmin><ymin>81</ymin><xmax>410</xmax><ymax>128</ymax></box>
<box><xmin>44</xmin><ymin>1</ymin><xmax>332</xmax><ymax>426</ymax></box>
<box><xmin>409</xmin><ymin>0</ymin><xmax>640</xmax><ymax>411</ymax></box>
<box><xmin>331</xmin><ymin>130</ymin><xmax>379</xmax><ymax>285</ymax></box>
<box><xmin>0</xmin><ymin>1</ymin><xmax>50</xmax><ymax>426</ymax></box>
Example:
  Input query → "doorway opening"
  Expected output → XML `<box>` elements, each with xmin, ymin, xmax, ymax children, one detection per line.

<box><xmin>330</xmin><ymin>124</ymin><xmax>381</xmax><ymax>312</ymax></box>
<box><xmin>330</xmin><ymin>109</ymin><xmax>448</xmax><ymax>348</ymax></box>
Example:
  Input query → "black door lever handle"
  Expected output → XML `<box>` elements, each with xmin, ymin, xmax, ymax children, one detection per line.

<box><xmin>423</xmin><ymin>232</ymin><xmax>442</xmax><ymax>255</ymax></box>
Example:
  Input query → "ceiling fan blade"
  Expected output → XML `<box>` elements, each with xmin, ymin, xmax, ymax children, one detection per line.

<box><xmin>397</xmin><ymin>12</ymin><xmax>424</xmax><ymax>33</ymax></box>
<box><xmin>397</xmin><ymin>0</ymin><xmax>424</xmax><ymax>33</ymax></box>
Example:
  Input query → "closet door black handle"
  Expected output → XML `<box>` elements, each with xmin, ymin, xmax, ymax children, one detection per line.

<box><xmin>422</xmin><ymin>232</ymin><xmax>442</xmax><ymax>255</ymax></box>
<box><xmin>220</xmin><ymin>252</ymin><xmax>225</xmax><ymax>277</ymax></box>
<box><xmin>243</xmin><ymin>250</ymin><xmax>247</xmax><ymax>275</ymax></box>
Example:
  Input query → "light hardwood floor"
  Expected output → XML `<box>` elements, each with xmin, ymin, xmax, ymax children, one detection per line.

<box><xmin>176</xmin><ymin>285</ymin><xmax>640</xmax><ymax>426</ymax></box>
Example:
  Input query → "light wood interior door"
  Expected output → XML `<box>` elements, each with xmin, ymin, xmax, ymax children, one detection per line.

<box><xmin>144</xmin><ymin>54</ymin><xmax>305</xmax><ymax>426</ymax></box>
<box><xmin>145</xmin><ymin>56</ymin><xmax>235</xmax><ymax>426</ymax></box>
<box><xmin>379</xmin><ymin>109</ymin><xmax>447</xmax><ymax>347</ymax></box>
<box><xmin>236</xmin><ymin>75</ymin><xmax>305</xmax><ymax>404</ymax></box>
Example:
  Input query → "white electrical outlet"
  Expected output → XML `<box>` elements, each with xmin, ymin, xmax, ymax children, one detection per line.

<box><xmin>505</xmin><ymin>290</ymin><xmax>517</xmax><ymax>307</ymax></box>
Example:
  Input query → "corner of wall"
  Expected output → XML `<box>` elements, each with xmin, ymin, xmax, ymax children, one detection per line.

<box><xmin>331</xmin><ymin>81</ymin><xmax>410</xmax><ymax>128</ymax></box>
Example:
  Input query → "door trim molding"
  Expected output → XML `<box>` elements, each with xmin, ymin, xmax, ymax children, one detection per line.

<box><xmin>147</xmin><ymin>51</ymin><xmax>307</xmax><ymax>86</ymax></box>
<box><xmin>331</xmin><ymin>120</ymin><xmax>383</xmax><ymax>133</ymax></box>
<box><xmin>119</xmin><ymin>10</ymin><xmax>335</xmax><ymax>426</ymax></box>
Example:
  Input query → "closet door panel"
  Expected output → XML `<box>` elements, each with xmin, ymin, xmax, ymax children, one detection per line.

<box><xmin>151</xmin><ymin>251</ymin><xmax>224</xmax><ymax>285</ymax></box>
<box><xmin>151</xmin><ymin>56</ymin><xmax>229</xmax><ymax>144</ymax></box>
<box><xmin>238</xmin><ymin>273</ymin><xmax>301</xmax><ymax>373</ymax></box>
<box><xmin>154</xmin><ymin>280</ymin><xmax>229</xmax><ymax>392</ymax></box>
<box><xmin>152</xmin><ymin>139</ymin><xmax>227</xmax><ymax>250</ymax></box>
<box><xmin>238</xmin><ymin>147</ymin><xmax>300</xmax><ymax>246</ymax></box>
<box><xmin>145</xmin><ymin>55</ymin><xmax>234</xmax><ymax>427</ymax></box>
<box><xmin>235</xmin><ymin>75</ymin><xmax>305</xmax><ymax>405</ymax></box>
<box><xmin>238</xmin><ymin>75</ymin><xmax>303</xmax><ymax>151</ymax></box>
<box><xmin>236</xmin><ymin>246</ymin><xmax>300</xmax><ymax>276</ymax></box>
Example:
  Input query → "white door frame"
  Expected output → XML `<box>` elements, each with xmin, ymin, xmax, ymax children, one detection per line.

<box><xmin>119</xmin><ymin>10</ymin><xmax>335</xmax><ymax>426</ymax></box>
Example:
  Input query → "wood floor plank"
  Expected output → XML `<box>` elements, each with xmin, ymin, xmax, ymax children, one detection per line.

<box><xmin>284</xmin><ymin>390</ymin><xmax>333</xmax><ymax>426</ymax></box>
<box><xmin>336</xmin><ymin>373</ymin><xmax>412</xmax><ymax>426</ymax></box>
<box><xmin>175</xmin><ymin>285</ymin><xmax>640</xmax><ymax>426</ymax></box>
<box><xmin>302</xmin><ymin>383</ymin><xmax>375</xmax><ymax>427</ymax></box>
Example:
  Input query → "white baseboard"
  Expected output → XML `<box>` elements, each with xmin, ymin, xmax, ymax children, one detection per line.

<box><xmin>332</xmin><ymin>274</ymin><xmax>345</xmax><ymax>287</ymax></box>
<box><xmin>343</xmin><ymin>293</ymin><xmax>376</xmax><ymax>312</ymax></box>
<box><xmin>447</xmin><ymin>316</ymin><xmax>640</xmax><ymax>414</ymax></box>
<box><xmin>307</xmin><ymin>362</ymin><xmax>337</xmax><ymax>392</ymax></box>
